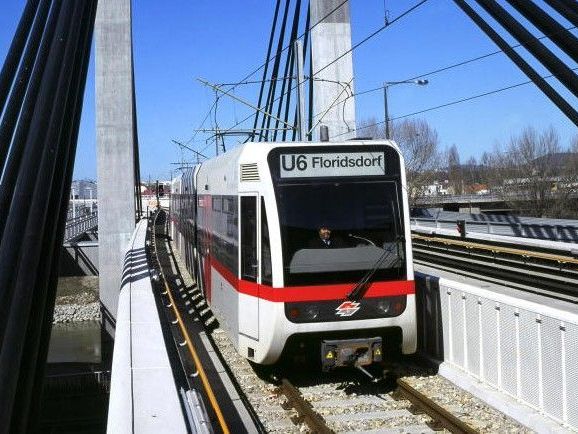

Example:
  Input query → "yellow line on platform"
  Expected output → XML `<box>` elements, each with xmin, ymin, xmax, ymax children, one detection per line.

<box><xmin>153</xmin><ymin>214</ymin><xmax>230</xmax><ymax>434</ymax></box>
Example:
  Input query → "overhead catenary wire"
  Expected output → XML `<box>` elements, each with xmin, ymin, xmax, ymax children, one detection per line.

<box><xmin>232</xmin><ymin>20</ymin><xmax>578</xmax><ymax>131</ymax></box>
<box><xmin>282</xmin><ymin>0</ymin><xmax>430</xmax><ymax>141</ymax></box>
<box><xmin>330</xmin><ymin>67</ymin><xmax>578</xmax><ymax>140</ymax></box>
<box><xmin>222</xmin><ymin>0</ymin><xmax>430</xmax><ymax>141</ymax></box>
<box><xmin>311</xmin><ymin>23</ymin><xmax>578</xmax><ymax>120</ymax></box>
<box><xmin>186</xmin><ymin>0</ymin><xmax>349</xmax><ymax>150</ymax></box>
<box><xmin>351</xmin><ymin>25</ymin><xmax>577</xmax><ymax>99</ymax></box>
<box><xmin>312</xmin><ymin>0</ymin><xmax>429</xmax><ymax>79</ymax></box>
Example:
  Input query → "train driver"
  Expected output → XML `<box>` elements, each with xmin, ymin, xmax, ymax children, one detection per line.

<box><xmin>307</xmin><ymin>225</ymin><xmax>347</xmax><ymax>249</ymax></box>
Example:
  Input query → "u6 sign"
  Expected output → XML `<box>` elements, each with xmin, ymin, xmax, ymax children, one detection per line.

<box><xmin>279</xmin><ymin>152</ymin><xmax>386</xmax><ymax>178</ymax></box>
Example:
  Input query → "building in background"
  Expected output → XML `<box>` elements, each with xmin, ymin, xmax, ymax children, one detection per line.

<box><xmin>71</xmin><ymin>180</ymin><xmax>98</xmax><ymax>199</ymax></box>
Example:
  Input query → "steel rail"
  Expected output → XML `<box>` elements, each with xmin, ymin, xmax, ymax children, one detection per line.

<box><xmin>413</xmin><ymin>256</ymin><xmax>578</xmax><ymax>304</ymax></box>
<box><xmin>396</xmin><ymin>379</ymin><xmax>478</xmax><ymax>434</ymax></box>
<box><xmin>411</xmin><ymin>233</ymin><xmax>578</xmax><ymax>303</ymax></box>
<box><xmin>278</xmin><ymin>378</ymin><xmax>334</xmax><ymax>434</ymax></box>
<box><xmin>412</xmin><ymin>248</ymin><xmax>578</xmax><ymax>303</ymax></box>
<box><xmin>411</xmin><ymin>233</ymin><xmax>578</xmax><ymax>265</ymax></box>
<box><xmin>152</xmin><ymin>211</ymin><xmax>230</xmax><ymax>434</ymax></box>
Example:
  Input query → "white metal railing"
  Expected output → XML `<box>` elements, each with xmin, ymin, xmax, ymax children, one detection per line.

<box><xmin>418</xmin><ymin>273</ymin><xmax>578</xmax><ymax>432</ymax></box>
<box><xmin>64</xmin><ymin>211</ymin><xmax>98</xmax><ymax>242</ymax></box>
<box><xmin>415</xmin><ymin>193</ymin><xmax>502</xmax><ymax>205</ymax></box>
<box><xmin>414</xmin><ymin>190</ymin><xmax>578</xmax><ymax>205</ymax></box>
<box><xmin>411</xmin><ymin>217</ymin><xmax>578</xmax><ymax>242</ymax></box>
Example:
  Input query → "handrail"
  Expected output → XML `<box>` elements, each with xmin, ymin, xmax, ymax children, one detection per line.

<box><xmin>64</xmin><ymin>210</ymin><xmax>98</xmax><ymax>242</ymax></box>
<box><xmin>411</xmin><ymin>216</ymin><xmax>578</xmax><ymax>242</ymax></box>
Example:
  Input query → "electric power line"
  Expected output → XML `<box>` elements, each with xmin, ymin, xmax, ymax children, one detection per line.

<box><xmin>184</xmin><ymin>0</ymin><xmax>350</xmax><ymax>151</ymax></box>
<box><xmin>341</xmin><ymin>25</ymin><xmax>578</xmax><ymax>101</ymax></box>
<box><xmin>330</xmin><ymin>67</ymin><xmax>578</xmax><ymax>139</ymax></box>
<box><xmin>222</xmin><ymin>0</ymin><xmax>431</xmax><ymax>137</ymax></box>
<box><xmin>312</xmin><ymin>0</ymin><xmax>429</xmax><ymax>78</ymax></box>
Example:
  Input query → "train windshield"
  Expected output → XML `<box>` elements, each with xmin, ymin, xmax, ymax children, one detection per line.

<box><xmin>276</xmin><ymin>180</ymin><xmax>406</xmax><ymax>286</ymax></box>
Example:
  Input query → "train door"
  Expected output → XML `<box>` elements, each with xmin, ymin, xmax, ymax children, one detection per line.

<box><xmin>239</xmin><ymin>194</ymin><xmax>259</xmax><ymax>340</ymax></box>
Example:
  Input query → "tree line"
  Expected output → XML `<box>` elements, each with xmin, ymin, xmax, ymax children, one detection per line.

<box><xmin>357</xmin><ymin>118</ymin><xmax>578</xmax><ymax>218</ymax></box>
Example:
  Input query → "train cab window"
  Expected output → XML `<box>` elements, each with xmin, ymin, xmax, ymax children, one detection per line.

<box><xmin>276</xmin><ymin>180</ymin><xmax>406</xmax><ymax>286</ymax></box>
<box><xmin>261</xmin><ymin>198</ymin><xmax>272</xmax><ymax>286</ymax></box>
<box><xmin>240</xmin><ymin>196</ymin><xmax>258</xmax><ymax>282</ymax></box>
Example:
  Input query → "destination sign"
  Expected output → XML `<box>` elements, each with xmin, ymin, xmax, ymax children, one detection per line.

<box><xmin>279</xmin><ymin>152</ymin><xmax>386</xmax><ymax>178</ymax></box>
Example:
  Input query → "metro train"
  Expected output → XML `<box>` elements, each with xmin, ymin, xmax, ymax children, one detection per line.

<box><xmin>170</xmin><ymin>141</ymin><xmax>416</xmax><ymax>371</ymax></box>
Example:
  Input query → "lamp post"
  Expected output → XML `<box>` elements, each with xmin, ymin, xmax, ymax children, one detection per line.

<box><xmin>383</xmin><ymin>79</ymin><xmax>428</xmax><ymax>139</ymax></box>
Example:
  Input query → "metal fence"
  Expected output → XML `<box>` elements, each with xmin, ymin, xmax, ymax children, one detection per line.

<box><xmin>64</xmin><ymin>211</ymin><xmax>98</xmax><ymax>242</ymax></box>
<box><xmin>411</xmin><ymin>213</ymin><xmax>578</xmax><ymax>242</ymax></box>
<box><xmin>416</xmin><ymin>273</ymin><xmax>578</xmax><ymax>432</ymax></box>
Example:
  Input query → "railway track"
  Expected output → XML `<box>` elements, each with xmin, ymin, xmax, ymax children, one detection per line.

<box><xmin>412</xmin><ymin>233</ymin><xmax>578</xmax><ymax>303</ymax></box>
<box><xmin>275</xmin><ymin>373</ymin><xmax>483</xmax><ymax>433</ymax></box>
<box><xmin>153</xmin><ymin>213</ymin><xmax>527</xmax><ymax>433</ymax></box>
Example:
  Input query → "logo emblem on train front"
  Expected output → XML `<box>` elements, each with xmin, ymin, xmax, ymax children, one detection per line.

<box><xmin>335</xmin><ymin>301</ymin><xmax>361</xmax><ymax>317</ymax></box>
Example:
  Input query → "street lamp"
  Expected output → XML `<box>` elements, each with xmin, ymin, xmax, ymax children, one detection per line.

<box><xmin>383</xmin><ymin>79</ymin><xmax>428</xmax><ymax>139</ymax></box>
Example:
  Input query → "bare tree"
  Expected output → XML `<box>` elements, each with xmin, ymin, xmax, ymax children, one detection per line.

<box><xmin>447</xmin><ymin>144</ymin><xmax>463</xmax><ymax>194</ymax></box>
<box><xmin>393</xmin><ymin>119</ymin><xmax>443</xmax><ymax>204</ymax></box>
<box><xmin>495</xmin><ymin>126</ymin><xmax>578</xmax><ymax>217</ymax></box>
<box><xmin>356</xmin><ymin>117</ymin><xmax>385</xmax><ymax>141</ymax></box>
<box><xmin>356</xmin><ymin>117</ymin><xmax>443</xmax><ymax>204</ymax></box>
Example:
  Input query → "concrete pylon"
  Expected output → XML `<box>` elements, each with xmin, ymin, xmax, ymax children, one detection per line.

<box><xmin>309</xmin><ymin>0</ymin><xmax>356</xmax><ymax>141</ymax></box>
<box><xmin>95</xmin><ymin>0</ymin><xmax>137</xmax><ymax>330</ymax></box>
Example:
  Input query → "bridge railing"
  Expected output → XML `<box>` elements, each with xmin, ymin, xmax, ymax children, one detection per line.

<box><xmin>64</xmin><ymin>211</ymin><xmax>98</xmax><ymax>242</ymax></box>
<box><xmin>414</xmin><ymin>193</ymin><xmax>502</xmax><ymax>205</ymax></box>
<box><xmin>107</xmin><ymin>218</ymin><xmax>191</xmax><ymax>433</ymax></box>
<box><xmin>411</xmin><ymin>217</ymin><xmax>578</xmax><ymax>242</ymax></box>
<box><xmin>416</xmin><ymin>272</ymin><xmax>578</xmax><ymax>432</ymax></box>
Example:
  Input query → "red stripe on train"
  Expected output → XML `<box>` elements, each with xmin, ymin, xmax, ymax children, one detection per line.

<box><xmin>210</xmin><ymin>257</ymin><xmax>415</xmax><ymax>303</ymax></box>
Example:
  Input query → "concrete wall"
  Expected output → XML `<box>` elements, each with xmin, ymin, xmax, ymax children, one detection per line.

<box><xmin>107</xmin><ymin>219</ymin><xmax>189</xmax><ymax>433</ymax></box>
<box><xmin>310</xmin><ymin>0</ymin><xmax>356</xmax><ymax>141</ymax></box>
<box><xmin>95</xmin><ymin>0</ymin><xmax>137</xmax><ymax>327</ymax></box>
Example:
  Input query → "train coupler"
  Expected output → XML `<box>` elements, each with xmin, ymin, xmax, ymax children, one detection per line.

<box><xmin>321</xmin><ymin>337</ymin><xmax>383</xmax><ymax>373</ymax></box>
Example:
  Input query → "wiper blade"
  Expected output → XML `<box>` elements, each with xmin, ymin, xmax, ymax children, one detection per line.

<box><xmin>346</xmin><ymin>245</ymin><xmax>397</xmax><ymax>302</ymax></box>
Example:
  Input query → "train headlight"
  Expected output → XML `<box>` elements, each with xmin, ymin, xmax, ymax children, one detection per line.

<box><xmin>305</xmin><ymin>306</ymin><xmax>320</xmax><ymax>320</ymax></box>
<box><xmin>375</xmin><ymin>300</ymin><xmax>391</xmax><ymax>314</ymax></box>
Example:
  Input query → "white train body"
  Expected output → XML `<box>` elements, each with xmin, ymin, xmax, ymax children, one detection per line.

<box><xmin>171</xmin><ymin>141</ymin><xmax>416</xmax><ymax>366</ymax></box>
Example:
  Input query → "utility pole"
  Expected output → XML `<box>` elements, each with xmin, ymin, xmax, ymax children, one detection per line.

<box><xmin>383</xmin><ymin>85</ymin><xmax>390</xmax><ymax>139</ymax></box>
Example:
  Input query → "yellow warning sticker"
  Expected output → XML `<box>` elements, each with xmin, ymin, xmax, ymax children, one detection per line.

<box><xmin>326</xmin><ymin>351</ymin><xmax>334</xmax><ymax>359</ymax></box>
<box><xmin>374</xmin><ymin>348</ymin><xmax>381</xmax><ymax>356</ymax></box>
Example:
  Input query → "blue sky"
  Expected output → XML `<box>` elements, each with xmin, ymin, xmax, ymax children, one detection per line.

<box><xmin>1</xmin><ymin>1</ymin><xmax>576</xmax><ymax>181</ymax></box>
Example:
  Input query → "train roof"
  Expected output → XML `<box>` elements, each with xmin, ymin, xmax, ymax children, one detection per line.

<box><xmin>171</xmin><ymin>140</ymin><xmax>403</xmax><ymax>184</ymax></box>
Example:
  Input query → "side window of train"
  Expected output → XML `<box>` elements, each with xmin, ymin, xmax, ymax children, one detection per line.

<box><xmin>240</xmin><ymin>196</ymin><xmax>257</xmax><ymax>282</ymax></box>
<box><xmin>261</xmin><ymin>198</ymin><xmax>272</xmax><ymax>286</ymax></box>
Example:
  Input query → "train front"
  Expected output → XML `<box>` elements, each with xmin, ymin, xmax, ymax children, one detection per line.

<box><xmin>258</xmin><ymin>143</ymin><xmax>416</xmax><ymax>370</ymax></box>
